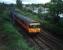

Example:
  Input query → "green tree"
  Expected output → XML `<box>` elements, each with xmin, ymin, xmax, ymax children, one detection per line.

<box><xmin>49</xmin><ymin>0</ymin><xmax>63</xmax><ymax>16</ymax></box>
<box><xmin>0</xmin><ymin>3</ymin><xmax>6</xmax><ymax>13</ymax></box>
<box><xmin>16</xmin><ymin>0</ymin><xmax>22</xmax><ymax>9</ymax></box>
<box><xmin>48</xmin><ymin>0</ymin><xmax>63</xmax><ymax>24</ymax></box>
<box><xmin>38</xmin><ymin>7</ymin><xmax>42</xmax><ymax>19</ymax></box>
<box><xmin>31</xmin><ymin>4</ymin><xmax>35</xmax><ymax>11</ymax></box>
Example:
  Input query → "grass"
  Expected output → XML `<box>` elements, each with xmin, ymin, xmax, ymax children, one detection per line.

<box><xmin>3</xmin><ymin>22</ymin><xmax>35</xmax><ymax>50</ymax></box>
<box><xmin>0</xmin><ymin>10</ymin><xmax>38</xmax><ymax>50</ymax></box>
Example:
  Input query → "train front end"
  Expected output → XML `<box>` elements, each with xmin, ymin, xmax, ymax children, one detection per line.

<box><xmin>28</xmin><ymin>22</ymin><xmax>41</xmax><ymax>33</ymax></box>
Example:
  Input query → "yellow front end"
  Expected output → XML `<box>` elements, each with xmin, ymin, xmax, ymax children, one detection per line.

<box><xmin>28</xmin><ymin>28</ymin><xmax>41</xmax><ymax>33</ymax></box>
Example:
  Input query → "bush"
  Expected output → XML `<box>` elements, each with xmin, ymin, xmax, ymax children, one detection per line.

<box><xmin>41</xmin><ymin>22</ymin><xmax>63</xmax><ymax>35</ymax></box>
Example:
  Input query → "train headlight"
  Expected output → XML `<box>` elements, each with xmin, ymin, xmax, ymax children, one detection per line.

<box><xmin>38</xmin><ymin>28</ymin><xmax>40</xmax><ymax>31</ymax></box>
<box><xmin>29</xmin><ymin>28</ymin><xmax>40</xmax><ymax>32</ymax></box>
<box><xmin>29</xmin><ymin>28</ymin><xmax>35</xmax><ymax>32</ymax></box>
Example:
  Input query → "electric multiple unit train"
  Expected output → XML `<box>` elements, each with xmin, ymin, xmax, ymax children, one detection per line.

<box><xmin>10</xmin><ymin>11</ymin><xmax>41</xmax><ymax>33</ymax></box>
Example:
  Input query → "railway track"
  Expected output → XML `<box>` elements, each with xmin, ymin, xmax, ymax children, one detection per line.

<box><xmin>37</xmin><ymin>33</ymin><xmax>62</xmax><ymax>50</ymax></box>
<box><xmin>31</xmin><ymin>32</ymin><xmax>63</xmax><ymax>50</ymax></box>
<box><xmin>42</xmin><ymin>31</ymin><xmax>63</xmax><ymax>44</ymax></box>
<box><xmin>31</xmin><ymin>36</ymin><xmax>51</xmax><ymax>50</ymax></box>
<box><xmin>41</xmin><ymin>31</ymin><xmax>63</xmax><ymax>46</ymax></box>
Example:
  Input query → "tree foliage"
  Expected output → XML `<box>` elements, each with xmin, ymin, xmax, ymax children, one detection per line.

<box><xmin>38</xmin><ymin>7</ymin><xmax>42</xmax><ymax>19</ymax></box>
<box><xmin>0</xmin><ymin>3</ymin><xmax>6</xmax><ymax>13</ymax></box>
<box><xmin>49</xmin><ymin>0</ymin><xmax>63</xmax><ymax>16</ymax></box>
<box><xmin>48</xmin><ymin>0</ymin><xmax>63</xmax><ymax>24</ymax></box>
<box><xmin>16</xmin><ymin>0</ymin><xmax>22</xmax><ymax>9</ymax></box>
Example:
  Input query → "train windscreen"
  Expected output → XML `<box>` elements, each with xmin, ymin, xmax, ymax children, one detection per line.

<box><xmin>29</xmin><ymin>22</ymin><xmax>40</xmax><ymax>28</ymax></box>
<box><xmin>32</xmin><ymin>25</ymin><xmax>40</xmax><ymax>28</ymax></box>
<box><xmin>29</xmin><ymin>23</ymin><xmax>40</xmax><ymax>28</ymax></box>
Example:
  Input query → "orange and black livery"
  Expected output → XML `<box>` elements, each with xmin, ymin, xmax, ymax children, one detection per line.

<box><xmin>10</xmin><ymin>10</ymin><xmax>41</xmax><ymax>34</ymax></box>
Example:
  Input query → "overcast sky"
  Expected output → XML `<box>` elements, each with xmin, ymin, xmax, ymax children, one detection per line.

<box><xmin>0</xmin><ymin>0</ymin><xmax>51</xmax><ymax>4</ymax></box>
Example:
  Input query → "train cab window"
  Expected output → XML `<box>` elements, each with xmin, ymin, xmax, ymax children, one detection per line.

<box><xmin>29</xmin><ymin>25</ymin><xmax>40</xmax><ymax>28</ymax></box>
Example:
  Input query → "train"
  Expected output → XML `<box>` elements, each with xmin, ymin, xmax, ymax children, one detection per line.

<box><xmin>10</xmin><ymin>10</ymin><xmax>41</xmax><ymax>33</ymax></box>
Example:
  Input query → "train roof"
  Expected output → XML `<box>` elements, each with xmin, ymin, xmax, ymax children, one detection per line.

<box><xmin>13</xmin><ymin>12</ymin><xmax>38</xmax><ymax>24</ymax></box>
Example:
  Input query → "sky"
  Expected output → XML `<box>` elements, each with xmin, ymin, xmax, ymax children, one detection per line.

<box><xmin>0</xmin><ymin>0</ymin><xmax>51</xmax><ymax>4</ymax></box>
